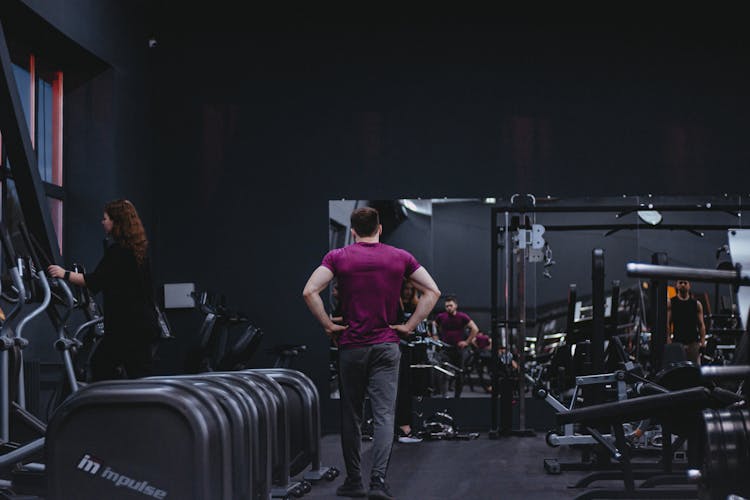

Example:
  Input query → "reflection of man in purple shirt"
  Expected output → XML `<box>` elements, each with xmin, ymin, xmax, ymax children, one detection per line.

<box><xmin>474</xmin><ymin>332</ymin><xmax>491</xmax><ymax>350</ymax></box>
<box><xmin>432</xmin><ymin>295</ymin><xmax>479</xmax><ymax>398</ymax></box>
<box><xmin>434</xmin><ymin>296</ymin><xmax>478</xmax><ymax>347</ymax></box>
<box><xmin>303</xmin><ymin>206</ymin><xmax>440</xmax><ymax>499</ymax></box>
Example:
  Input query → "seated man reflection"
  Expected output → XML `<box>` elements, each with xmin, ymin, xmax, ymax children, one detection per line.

<box><xmin>468</xmin><ymin>331</ymin><xmax>493</xmax><ymax>392</ymax></box>
<box><xmin>433</xmin><ymin>295</ymin><xmax>479</xmax><ymax>397</ymax></box>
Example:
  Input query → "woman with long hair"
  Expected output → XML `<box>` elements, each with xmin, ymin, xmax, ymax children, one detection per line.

<box><xmin>48</xmin><ymin>199</ymin><xmax>158</xmax><ymax>380</ymax></box>
<box><xmin>395</xmin><ymin>279</ymin><xmax>423</xmax><ymax>443</ymax></box>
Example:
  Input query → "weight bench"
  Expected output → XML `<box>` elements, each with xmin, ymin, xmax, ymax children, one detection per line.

<box><xmin>552</xmin><ymin>386</ymin><xmax>715</xmax><ymax>499</ymax></box>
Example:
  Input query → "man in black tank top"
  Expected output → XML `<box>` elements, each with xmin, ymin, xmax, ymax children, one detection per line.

<box><xmin>667</xmin><ymin>280</ymin><xmax>706</xmax><ymax>365</ymax></box>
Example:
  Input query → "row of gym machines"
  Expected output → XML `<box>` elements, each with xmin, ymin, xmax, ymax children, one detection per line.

<box><xmin>0</xmin><ymin>215</ymin><xmax>334</xmax><ymax>499</ymax></box>
<box><xmin>47</xmin><ymin>367</ymin><xmax>339</xmax><ymax>500</ymax></box>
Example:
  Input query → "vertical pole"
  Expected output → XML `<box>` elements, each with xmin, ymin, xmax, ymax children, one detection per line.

<box><xmin>504</xmin><ymin>212</ymin><xmax>510</xmax><ymax>352</ymax></box>
<box><xmin>489</xmin><ymin>208</ymin><xmax>499</xmax><ymax>437</ymax></box>
<box><xmin>609</xmin><ymin>280</ymin><xmax>621</xmax><ymax>334</ymax></box>
<box><xmin>591</xmin><ymin>249</ymin><xmax>606</xmax><ymax>377</ymax></box>
<box><xmin>1</xmin><ymin>349</ymin><xmax>8</xmax><ymax>441</ymax></box>
<box><xmin>516</xmin><ymin>213</ymin><xmax>528</xmax><ymax>432</ymax></box>
<box><xmin>501</xmin><ymin>211</ymin><xmax>513</xmax><ymax>435</ymax></box>
<box><xmin>584</xmin><ymin>249</ymin><xmax>606</xmax><ymax>409</ymax></box>
<box><xmin>566</xmin><ymin>284</ymin><xmax>577</xmax><ymax>337</ymax></box>
<box><xmin>650</xmin><ymin>252</ymin><xmax>669</xmax><ymax>374</ymax></box>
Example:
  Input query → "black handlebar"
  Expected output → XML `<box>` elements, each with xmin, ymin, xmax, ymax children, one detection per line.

<box><xmin>17</xmin><ymin>220</ymin><xmax>43</xmax><ymax>270</ymax></box>
<box><xmin>700</xmin><ymin>365</ymin><xmax>750</xmax><ymax>380</ymax></box>
<box><xmin>192</xmin><ymin>290</ymin><xmax>247</xmax><ymax>322</ymax></box>
<box><xmin>626</xmin><ymin>262</ymin><xmax>750</xmax><ymax>285</ymax></box>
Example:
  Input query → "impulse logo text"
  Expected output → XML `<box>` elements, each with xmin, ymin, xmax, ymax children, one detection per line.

<box><xmin>77</xmin><ymin>454</ymin><xmax>168</xmax><ymax>499</ymax></box>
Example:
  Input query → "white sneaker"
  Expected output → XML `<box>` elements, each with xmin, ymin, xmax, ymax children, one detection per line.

<box><xmin>397</xmin><ymin>429</ymin><xmax>423</xmax><ymax>443</ymax></box>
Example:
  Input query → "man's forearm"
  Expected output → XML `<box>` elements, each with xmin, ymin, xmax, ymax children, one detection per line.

<box><xmin>404</xmin><ymin>290</ymin><xmax>439</xmax><ymax>331</ymax></box>
<box><xmin>304</xmin><ymin>292</ymin><xmax>335</xmax><ymax>330</ymax></box>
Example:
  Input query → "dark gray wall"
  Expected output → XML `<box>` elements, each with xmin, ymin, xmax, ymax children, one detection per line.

<box><xmin>431</xmin><ymin>202</ymin><xmax>492</xmax><ymax>330</ymax></box>
<box><xmin>383</xmin><ymin>211</ymin><xmax>433</xmax><ymax>273</ymax></box>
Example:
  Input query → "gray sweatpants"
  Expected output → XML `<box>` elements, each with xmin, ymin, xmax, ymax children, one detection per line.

<box><xmin>338</xmin><ymin>342</ymin><xmax>401</xmax><ymax>480</ymax></box>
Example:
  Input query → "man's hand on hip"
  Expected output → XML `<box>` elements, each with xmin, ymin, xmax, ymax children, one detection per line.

<box><xmin>325</xmin><ymin>323</ymin><xmax>348</xmax><ymax>345</ymax></box>
<box><xmin>389</xmin><ymin>324</ymin><xmax>412</xmax><ymax>338</ymax></box>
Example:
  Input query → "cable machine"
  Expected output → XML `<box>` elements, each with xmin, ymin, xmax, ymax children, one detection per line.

<box><xmin>489</xmin><ymin>194</ymin><xmax>748</xmax><ymax>437</ymax></box>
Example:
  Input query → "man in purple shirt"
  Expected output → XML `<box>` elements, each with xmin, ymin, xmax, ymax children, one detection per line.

<box><xmin>303</xmin><ymin>207</ymin><xmax>440</xmax><ymax>499</ymax></box>
<box><xmin>433</xmin><ymin>295</ymin><xmax>478</xmax><ymax>397</ymax></box>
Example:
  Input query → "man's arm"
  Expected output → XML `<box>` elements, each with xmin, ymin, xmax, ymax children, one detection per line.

<box><xmin>303</xmin><ymin>266</ymin><xmax>348</xmax><ymax>341</ymax></box>
<box><xmin>431</xmin><ymin>319</ymin><xmax>441</xmax><ymax>341</ymax></box>
<box><xmin>666</xmin><ymin>299</ymin><xmax>672</xmax><ymax>344</ymax></box>
<box><xmin>464</xmin><ymin>320</ymin><xmax>479</xmax><ymax>346</ymax></box>
<box><xmin>391</xmin><ymin>267</ymin><xmax>440</xmax><ymax>334</ymax></box>
<box><xmin>697</xmin><ymin>301</ymin><xmax>706</xmax><ymax>347</ymax></box>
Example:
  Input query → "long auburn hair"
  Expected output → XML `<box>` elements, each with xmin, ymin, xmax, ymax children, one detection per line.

<box><xmin>105</xmin><ymin>199</ymin><xmax>148</xmax><ymax>265</ymax></box>
<box><xmin>400</xmin><ymin>279</ymin><xmax>419</xmax><ymax>313</ymax></box>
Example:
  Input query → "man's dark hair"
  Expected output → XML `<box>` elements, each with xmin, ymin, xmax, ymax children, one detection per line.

<box><xmin>444</xmin><ymin>295</ymin><xmax>457</xmax><ymax>303</ymax></box>
<box><xmin>351</xmin><ymin>207</ymin><xmax>380</xmax><ymax>237</ymax></box>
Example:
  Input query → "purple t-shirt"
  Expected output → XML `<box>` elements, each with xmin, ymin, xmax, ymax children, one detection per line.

<box><xmin>322</xmin><ymin>242</ymin><xmax>421</xmax><ymax>348</ymax></box>
<box><xmin>435</xmin><ymin>311</ymin><xmax>472</xmax><ymax>346</ymax></box>
<box><xmin>475</xmin><ymin>333</ymin><xmax>490</xmax><ymax>349</ymax></box>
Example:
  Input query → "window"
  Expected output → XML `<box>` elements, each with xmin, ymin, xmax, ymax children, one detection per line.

<box><xmin>2</xmin><ymin>52</ymin><xmax>64</xmax><ymax>253</ymax></box>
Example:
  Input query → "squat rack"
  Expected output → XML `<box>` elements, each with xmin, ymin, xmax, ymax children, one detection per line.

<box><xmin>488</xmin><ymin>194</ymin><xmax>749</xmax><ymax>437</ymax></box>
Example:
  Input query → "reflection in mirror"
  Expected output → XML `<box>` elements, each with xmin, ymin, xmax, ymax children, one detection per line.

<box><xmin>637</xmin><ymin>210</ymin><xmax>662</xmax><ymax>226</ymax></box>
<box><xmin>328</xmin><ymin>195</ymin><xmax>749</xmax><ymax>405</ymax></box>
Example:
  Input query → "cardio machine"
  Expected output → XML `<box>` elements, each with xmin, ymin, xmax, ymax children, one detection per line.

<box><xmin>187</xmin><ymin>290</ymin><xmax>264</xmax><ymax>372</ymax></box>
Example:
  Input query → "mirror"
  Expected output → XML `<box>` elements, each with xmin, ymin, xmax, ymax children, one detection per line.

<box><xmin>328</xmin><ymin>195</ymin><xmax>748</xmax><ymax>400</ymax></box>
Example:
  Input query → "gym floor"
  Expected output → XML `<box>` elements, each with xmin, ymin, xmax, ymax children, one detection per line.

<box><xmin>302</xmin><ymin>433</ymin><xmax>698</xmax><ymax>499</ymax></box>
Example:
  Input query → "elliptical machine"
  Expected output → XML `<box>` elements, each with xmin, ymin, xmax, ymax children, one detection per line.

<box><xmin>0</xmin><ymin>220</ymin><xmax>58</xmax><ymax>497</ymax></box>
<box><xmin>186</xmin><ymin>290</ymin><xmax>264</xmax><ymax>373</ymax></box>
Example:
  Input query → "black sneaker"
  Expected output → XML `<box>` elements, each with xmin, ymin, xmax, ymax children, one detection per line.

<box><xmin>368</xmin><ymin>475</ymin><xmax>395</xmax><ymax>500</ymax></box>
<box><xmin>336</xmin><ymin>476</ymin><xmax>366</xmax><ymax>497</ymax></box>
<box><xmin>396</xmin><ymin>427</ymin><xmax>423</xmax><ymax>443</ymax></box>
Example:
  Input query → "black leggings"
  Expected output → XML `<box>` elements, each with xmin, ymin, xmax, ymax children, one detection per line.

<box><xmin>90</xmin><ymin>334</ymin><xmax>155</xmax><ymax>381</ymax></box>
<box><xmin>395</xmin><ymin>343</ymin><xmax>413</xmax><ymax>427</ymax></box>
<box><xmin>442</xmin><ymin>346</ymin><xmax>469</xmax><ymax>398</ymax></box>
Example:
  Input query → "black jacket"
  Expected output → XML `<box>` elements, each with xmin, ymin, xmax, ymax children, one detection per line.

<box><xmin>84</xmin><ymin>242</ymin><xmax>155</xmax><ymax>340</ymax></box>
